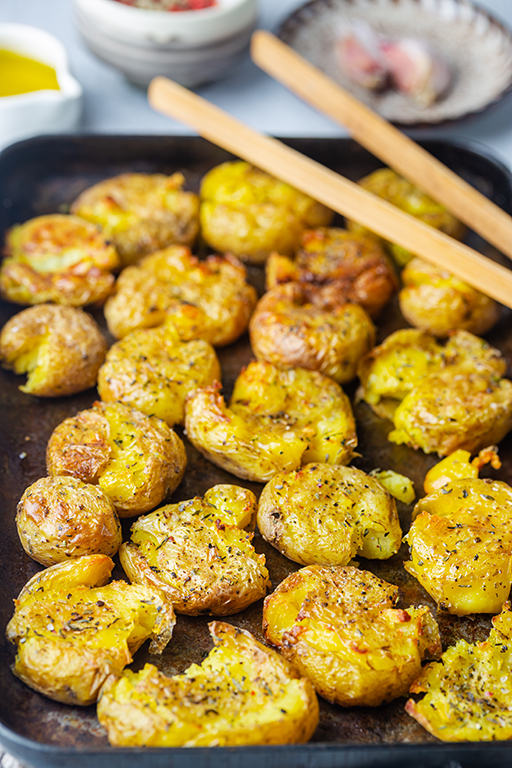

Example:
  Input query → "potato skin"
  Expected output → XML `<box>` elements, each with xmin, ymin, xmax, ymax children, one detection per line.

<box><xmin>98</xmin><ymin>621</ymin><xmax>319</xmax><ymax>747</ymax></box>
<box><xmin>347</xmin><ymin>168</ymin><xmax>465</xmax><ymax>266</ymax></box>
<box><xmin>46</xmin><ymin>401</ymin><xmax>186</xmax><ymax>517</ymax></box>
<box><xmin>405</xmin><ymin>478</ymin><xmax>512</xmax><ymax>614</ymax></box>
<box><xmin>400</xmin><ymin>257</ymin><xmax>500</xmax><ymax>337</ymax></box>
<box><xmin>406</xmin><ymin>606</ymin><xmax>512</xmax><ymax>741</ymax></box>
<box><xmin>184</xmin><ymin>361</ymin><xmax>357</xmax><ymax>483</ymax></box>
<box><xmin>0</xmin><ymin>304</ymin><xmax>107</xmax><ymax>397</ymax></box>
<box><xmin>97</xmin><ymin>324</ymin><xmax>221</xmax><ymax>426</ymax></box>
<box><xmin>263</xmin><ymin>565</ymin><xmax>441</xmax><ymax>707</ymax></box>
<box><xmin>258</xmin><ymin>464</ymin><xmax>402</xmax><ymax>565</ymax></box>
<box><xmin>200</xmin><ymin>161</ymin><xmax>333</xmax><ymax>264</ymax></box>
<box><xmin>0</xmin><ymin>214</ymin><xmax>119</xmax><ymax>306</ymax></box>
<box><xmin>71</xmin><ymin>172</ymin><xmax>199</xmax><ymax>267</ymax></box>
<box><xmin>16</xmin><ymin>476</ymin><xmax>122</xmax><ymax>567</ymax></box>
<box><xmin>119</xmin><ymin>486</ymin><xmax>270</xmax><ymax>615</ymax></box>
<box><xmin>250</xmin><ymin>283</ymin><xmax>375</xmax><ymax>384</ymax></box>
<box><xmin>5</xmin><ymin>554</ymin><xmax>175</xmax><ymax>705</ymax></box>
<box><xmin>267</xmin><ymin>228</ymin><xmax>397</xmax><ymax>318</ymax></box>
<box><xmin>104</xmin><ymin>245</ymin><xmax>257</xmax><ymax>343</ymax></box>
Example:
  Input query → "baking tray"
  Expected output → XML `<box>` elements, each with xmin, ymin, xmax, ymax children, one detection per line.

<box><xmin>0</xmin><ymin>135</ymin><xmax>512</xmax><ymax>768</ymax></box>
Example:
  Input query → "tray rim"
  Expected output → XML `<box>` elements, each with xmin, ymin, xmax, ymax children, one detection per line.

<box><xmin>0</xmin><ymin>132</ymin><xmax>511</xmax><ymax>767</ymax></box>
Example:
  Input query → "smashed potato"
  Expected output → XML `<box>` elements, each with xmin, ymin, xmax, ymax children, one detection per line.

<box><xmin>46</xmin><ymin>401</ymin><xmax>186</xmax><ymax>517</ymax></box>
<box><xmin>5</xmin><ymin>554</ymin><xmax>175</xmax><ymax>705</ymax></box>
<box><xmin>407</xmin><ymin>604</ymin><xmax>512</xmax><ymax>741</ymax></box>
<box><xmin>267</xmin><ymin>228</ymin><xmax>397</xmax><ymax>318</ymax></box>
<box><xmin>257</xmin><ymin>463</ymin><xmax>402</xmax><ymax>566</ymax></box>
<box><xmin>98</xmin><ymin>621</ymin><xmax>319</xmax><ymax>747</ymax></box>
<box><xmin>184</xmin><ymin>361</ymin><xmax>357</xmax><ymax>483</ymax></box>
<box><xmin>0</xmin><ymin>214</ymin><xmax>119</xmax><ymax>306</ymax></box>
<box><xmin>347</xmin><ymin>168</ymin><xmax>465</xmax><ymax>266</ymax></box>
<box><xmin>120</xmin><ymin>485</ymin><xmax>270</xmax><ymax>615</ymax></box>
<box><xmin>249</xmin><ymin>283</ymin><xmax>375</xmax><ymax>384</ymax></box>
<box><xmin>16</xmin><ymin>476</ymin><xmax>122</xmax><ymax>566</ymax></box>
<box><xmin>405</xmin><ymin>477</ymin><xmax>512</xmax><ymax>614</ymax></box>
<box><xmin>358</xmin><ymin>329</ymin><xmax>512</xmax><ymax>455</ymax></box>
<box><xmin>263</xmin><ymin>565</ymin><xmax>441</xmax><ymax>707</ymax></box>
<box><xmin>70</xmin><ymin>172</ymin><xmax>199</xmax><ymax>267</ymax></box>
<box><xmin>200</xmin><ymin>161</ymin><xmax>333</xmax><ymax>264</ymax></box>
<box><xmin>0</xmin><ymin>304</ymin><xmax>107</xmax><ymax>397</ymax></box>
<box><xmin>399</xmin><ymin>257</ymin><xmax>500</xmax><ymax>337</ymax></box>
<box><xmin>104</xmin><ymin>245</ymin><xmax>257</xmax><ymax>343</ymax></box>
<box><xmin>97</xmin><ymin>323</ymin><xmax>220</xmax><ymax>426</ymax></box>
<box><xmin>423</xmin><ymin>446</ymin><xmax>501</xmax><ymax>494</ymax></box>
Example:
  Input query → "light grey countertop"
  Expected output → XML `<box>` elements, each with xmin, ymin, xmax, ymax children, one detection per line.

<box><xmin>2</xmin><ymin>0</ymin><xmax>512</xmax><ymax>171</ymax></box>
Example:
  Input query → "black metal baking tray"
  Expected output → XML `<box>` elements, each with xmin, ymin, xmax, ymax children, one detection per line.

<box><xmin>0</xmin><ymin>135</ymin><xmax>512</xmax><ymax>768</ymax></box>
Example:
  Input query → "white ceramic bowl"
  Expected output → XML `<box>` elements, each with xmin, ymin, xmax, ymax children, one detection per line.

<box><xmin>74</xmin><ymin>0</ymin><xmax>258</xmax><ymax>87</ymax></box>
<box><xmin>0</xmin><ymin>24</ymin><xmax>83</xmax><ymax>149</ymax></box>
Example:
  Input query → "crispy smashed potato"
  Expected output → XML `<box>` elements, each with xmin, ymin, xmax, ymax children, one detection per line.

<box><xmin>70</xmin><ymin>172</ymin><xmax>199</xmax><ymax>268</ymax></box>
<box><xmin>46</xmin><ymin>401</ymin><xmax>186</xmax><ymax>517</ymax></box>
<box><xmin>5</xmin><ymin>554</ymin><xmax>175</xmax><ymax>705</ymax></box>
<box><xmin>347</xmin><ymin>168</ymin><xmax>465</xmax><ymax>266</ymax></box>
<box><xmin>399</xmin><ymin>257</ymin><xmax>500</xmax><ymax>337</ymax></box>
<box><xmin>263</xmin><ymin>565</ymin><xmax>441</xmax><ymax>707</ymax></box>
<box><xmin>405</xmin><ymin>477</ymin><xmax>512</xmax><ymax>614</ymax></box>
<box><xmin>250</xmin><ymin>283</ymin><xmax>375</xmax><ymax>384</ymax></box>
<box><xmin>407</xmin><ymin>604</ymin><xmax>512</xmax><ymax>741</ymax></box>
<box><xmin>358</xmin><ymin>329</ymin><xmax>512</xmax><ymax>455</ymax></box>
<box><xmin>16</xmin><ymin>476</ymin><xmax>122</xmax><ymax>566</ymax></box>
<box><xmin>104</xmin><ymin>245</ymin><xmax>257</xmax><ymax>343</ymax></box>
<box><xmin>200</xmin><ymin>161</ymin><xmax>333</xmax><ymax>264</ymax></box>
<box><xmin>267</xmin><ymin>228</ymin><xmax>397</xmax><ymax>318</ymax></box>
<box><xmin>0</xmin><ymin>304</ymin><xmax>107</xmax><ymax>397</ymax></box>
<box><xmin>184</xmin><ymin>361</ymin><xmax>357</xmax><ymax>483</ymax></box>
<box><xmin>120</xmin><ymin>485</ymin><xmax>269</xmax><ymax>615</ymax></box>
<box><xmin>97</xmin><ymin>323</ymin><xmax>220</xmax><ymax>426</ymax></box>
<box><xmin>0</xmin><ymin>214</ymin><xmax>119</xmax><ymax>306</ymax></box>
<box><xmin>98</xmin><ymin>621</ymin><xmax>319</xmax><ymax>747</ymax></box>
<box><xmin>257</xmin><ymin>463</ymin><xmax>402</xmax><ymax>566</ymax></box>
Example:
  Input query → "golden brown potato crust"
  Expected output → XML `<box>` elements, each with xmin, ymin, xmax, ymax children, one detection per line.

<box><xmin>104</xmin><ymin>245</ymin><xmax>257</xmax><ymax>343</ymax></box>
<box><xmin>71</xmin><ymin>172</ymin><xmax>199</xmax><ymax>267</ymax></box>
<box><xmin>405</xmin><ymin>478</ymin><xmax>512</xmax><ymax>614</ymax></box>
<box><xmin>184</xmin><ymin>361</ymin><xmax>357</xmax><ymax>483</ymax></box>
<box><xmin>399</xmin><ymin>257</ymin><xmax>500</xmax><ymax>337</ymax></box>
<box><xmin>267</xmin><ymin>228</ymin><xmax>397</xmax><ymax>318</ymax></box>
<box><xmin>120</xmin><ymin>486</ymin><xmax>269</xmax><ymax>615</ymax></box>
<box><xmin>200</xmin><ymin>161</ymin><xmax>333</xmax><ymax>264</ymax></box>
<box><xmin>46</xmin><ymin>401</ymin><xmax>186</xmax><ymax>517</ymax></box>
<box><xmin>406</xmin><ymin>606</ymin><xmax>512</xmax><ymax>741</ymax></box>
<box><xmin>257</xmin><ymin>463</ymin><xmax>402</xmax><ymax>565</ymax></box>
<box><xmin>97</xmin><ymin>622</ymin><xmax>319</xmax><ymax>747</ymax></box>
<box><xmin>5</xmin><ymin>555</ymin><xmax>175</xmax><ymax>705</ymax></box>
<box><xmin>97</xmin><ymin>324</ymin><xmax>221</xmax><ymax>426</ymax></box>
<box><xmin>0</xmin><ymin>214</ymin><xmax>119</xmax><ymax>306</ymax></box>
<box><xmin>16</xmin><ymin>476</ymin><xmax>122</xmax><ymax>566</ymax></box>
<box><xmin>263</xmin><ymin>565</ymin><xmax>441</xmax><ymax>707</ymax></box>
<box><xmin>250</xmin><ymin>283</ymin><xmax>375</xmax><ymax>384</ymax></box>
<box><xmin>0</xmin><ymin>304</ymin><xmax>107</xmax><ymax>397</ymax></box>
<box><xmin>347</xmin><ymin>168</ymin><xmax>465</xmax><ymax>266</ymax></box>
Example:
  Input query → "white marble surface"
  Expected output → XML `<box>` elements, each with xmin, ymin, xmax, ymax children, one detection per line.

<box><xmin>2</xmin><ymin>0</ymin><xmax>512</xmax><ymax>170</ymax></box>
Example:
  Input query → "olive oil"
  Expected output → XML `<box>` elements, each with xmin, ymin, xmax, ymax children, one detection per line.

<box><xmin>0</xmin><ymin>49</ymin><xmax>59</xmax><ymax>97</ymax></box>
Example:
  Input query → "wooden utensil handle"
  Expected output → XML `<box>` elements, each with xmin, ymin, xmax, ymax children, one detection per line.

<box><xmin>148</xmin><ymin>76</ymin><xmax>512</xmax><ymax>310</ymax></box>
<box><xmin>251</xmin><ymin>30</ymin><xmax>512</xmax><ymax>264</ymax></box>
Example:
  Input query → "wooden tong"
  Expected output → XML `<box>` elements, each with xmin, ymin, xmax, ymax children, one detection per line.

<box><xmin>148</xmin><ymin>76</ymin><xmax>512</xmax><ymax>310</ymax></box>
<box><xmin>251</xmin><ymin>30</ymin><xmax>512</xmax><ymax>265</ymax></box>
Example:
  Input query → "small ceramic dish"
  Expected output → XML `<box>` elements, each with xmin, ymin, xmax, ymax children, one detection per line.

<box><xmin>278</xmin><ymin>0</ymin><xmax>512</xmax><ymax>127</ymax></box>
<box><xmin>0</xmin><ymin>24</ymin><xmax>83</xmax><ymax>149</ymax></box>
<box><xmin>74</xmin><ymin>0</ymin><xmax>258</xmax><ymax>88</ymax></box>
